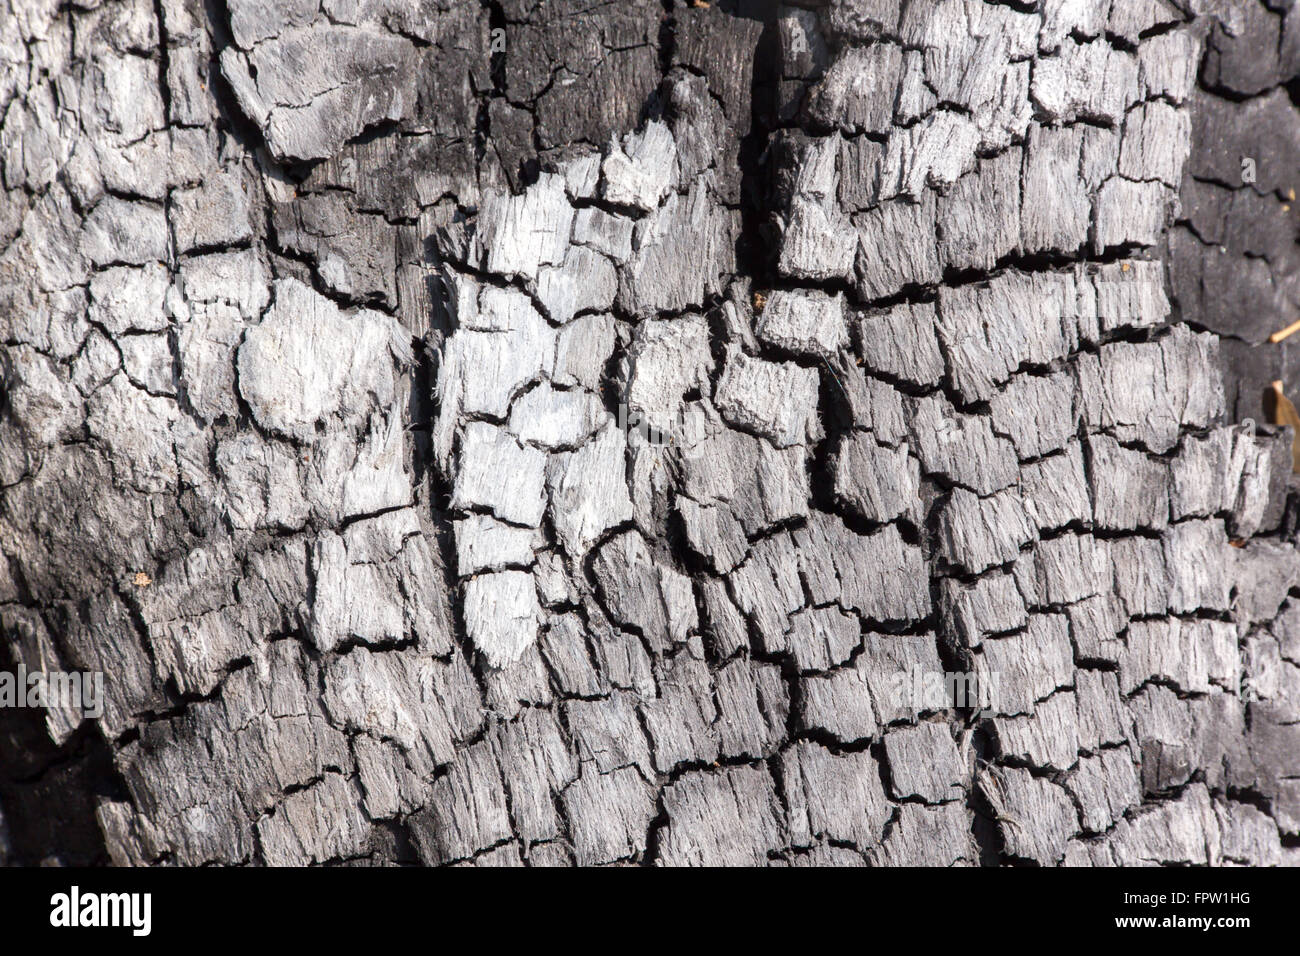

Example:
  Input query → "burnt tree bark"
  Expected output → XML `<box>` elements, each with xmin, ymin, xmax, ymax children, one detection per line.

<box><xmin>1</xmin><ymin>0</ymin><xmax>1298</xmax><ymax>866</ymax></box>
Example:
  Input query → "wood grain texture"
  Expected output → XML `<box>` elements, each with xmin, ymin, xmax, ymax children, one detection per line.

<box><xmin>0</xmin><ymin>0</ymin><xmax>1298</xmax><ymax>868</ymax></box>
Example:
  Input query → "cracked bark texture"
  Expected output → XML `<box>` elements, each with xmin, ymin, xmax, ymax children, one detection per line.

<box><xmin>1167</xmin><ymin>0</ymin><xmax>1300</xmax><ymax>424</ymax></box>
<box><xmin>1</xmin><ymin>0</ymin><xmax>1298</xmax><ymax>867</ymax></box>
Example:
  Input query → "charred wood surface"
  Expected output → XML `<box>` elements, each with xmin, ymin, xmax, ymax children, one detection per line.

<box><xmin>0</xmin><ymin>0</ymin><xmax>1298</xmax><ymax>867</ymax></box>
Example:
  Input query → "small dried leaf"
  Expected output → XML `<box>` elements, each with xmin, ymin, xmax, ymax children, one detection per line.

<box><xmin>1266</xmin><ymin>380</ymin><xmax>1300</xmax><ymax>472</ymax></box>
